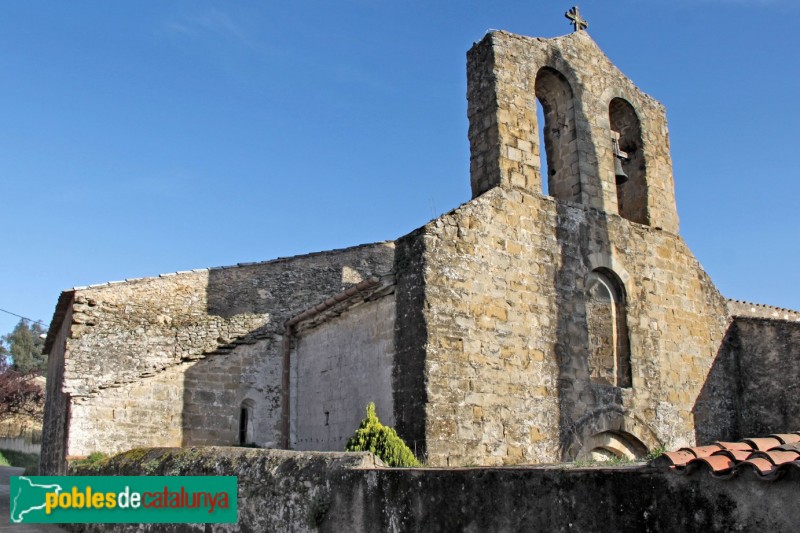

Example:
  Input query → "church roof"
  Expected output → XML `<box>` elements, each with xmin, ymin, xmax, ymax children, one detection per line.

<box><xmin>41</xmin><ymin>240</ymin><xmax>395</xmax><ymax>353</ymax></box>
<box><xmin>651</xmin><ymin>432</ymin><xmax>800</xmax><ymax>481</ymax></box>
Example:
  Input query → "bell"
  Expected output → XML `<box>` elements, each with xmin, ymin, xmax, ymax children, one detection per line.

<box><xmin>614</xmin><ymin>157</ymin><xmax>628</xmax><ymax>184</ymax></box>
<box><xmin>611</xmin><ymin>132</ymin><xmax>629</xmax><ymax>185</ymax></box>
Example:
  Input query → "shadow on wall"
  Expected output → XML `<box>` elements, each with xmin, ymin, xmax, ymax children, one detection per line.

<box><xmin>555</xmin><ymin>199</ymin><xmax>632</xmax><ymax>459</ymax></box>
<box><xmin>694</xmin><ymin>318</ymin><xmax>800</xmax><ymax>445</ymax></box>
<box><xmin>180</xmin><ymin>337</ymin><xmax>278</xmax><ymax>448</ymax></box>
<box><xmin>692</xmin><ymin>324</ymin><xmax>740</xmax><ymax>444</ymax></box>
<box><xmin>180</xmin><ymin>246</ymin><xmax>396</xmax><ymax>449</ymax></box>
<box><xmin>391</xmin><ymin>228</ymin><xmax>429</xmax><ymax>460</ymax></box>
<box><xmin>544</xmin><ymin>50</ymin><xmax>631</xmax><ymax>461</ymax></box>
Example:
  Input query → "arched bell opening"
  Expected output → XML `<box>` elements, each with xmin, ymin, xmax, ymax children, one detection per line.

<box><xmin>536</xmin><ymin>67</ymin><xmax>580</xmax><ymax>203</ymax></box>
<box><xmin>609</xmin><ymin>98</ymin><xmax>649</xmax><ymax>225</ymax></box>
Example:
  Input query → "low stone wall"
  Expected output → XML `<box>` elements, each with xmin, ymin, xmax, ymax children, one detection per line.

<box><xmin>0</xmin><ymin>437</ymin><xmax>39</xmax><ymax>455</ymax></box>
<box><xmin>0</xmin><ymin>416</ymin><xmax>41</xmax><ymax>454</ymax></box>
<box><xmin>69</xmin><ymin>447</ymin><xmax>798</xmax><ymax>532</ymax></box>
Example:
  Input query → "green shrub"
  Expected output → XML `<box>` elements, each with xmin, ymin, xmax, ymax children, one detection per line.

<box><xmin>85</xmin><ymin>452</ymin><xmax>109</xmax><ymax>464</ymax></box>
<box><xmin>0</xmin><ymin>449</ymin><xmax>39</xmax><ymax>474</ymax></box>
<box><xmin>345</xmin><ymin>403</ymin><xmax>420</xmax><ymax>467</ymax></box>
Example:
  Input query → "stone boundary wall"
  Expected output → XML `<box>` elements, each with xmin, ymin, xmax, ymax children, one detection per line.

<box><xmin>727</xmin><ymin>299</ymin><xmax>800</xmax><ymax>322</ymax></box>
<box><xmin>734</xmin><ymin>317</ymin><xmax>800</xmax><ymax>437</ymax></box>
<box><xmin>68</xmin><ymin>447</ymin><xmax>799</xmax><ymax>532</ymax></box>
<box><xmin>695</xmin><ymin>316</ymin><xmax>800</xmax><ymax>443</ymax></box>
<box><xmin>0</xmin><ymin>416</ymin><xmax>42</xmax><ymax>454</ymax></box>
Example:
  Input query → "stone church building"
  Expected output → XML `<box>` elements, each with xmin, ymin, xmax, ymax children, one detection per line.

<box><xmin>40</xmin><ymin>27</ymin><xmax>800</xmax><ymax>474</ymax></box>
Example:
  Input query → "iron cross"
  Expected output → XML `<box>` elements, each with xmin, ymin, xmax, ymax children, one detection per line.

<box><xmin>565</xmin><ymin>6</ymin><xmax>588</xmax><ymax>32</ymax></box>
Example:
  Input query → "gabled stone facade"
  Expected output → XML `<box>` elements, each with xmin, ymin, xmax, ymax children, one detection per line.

<box><xmin>41</xmin><ymin>29</ymin><xmax>800</xmax><ymax>474</ymax></box>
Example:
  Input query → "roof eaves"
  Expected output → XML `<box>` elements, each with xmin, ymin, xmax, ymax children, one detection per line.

<box><xmin>42</xmin><ymin>290</ymin><xmax>75</xmax><ymax>355</ymax></box>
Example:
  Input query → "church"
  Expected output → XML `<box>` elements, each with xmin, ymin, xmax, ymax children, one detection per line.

<box><xmin>40</xmin><ymin>15</ymin><xmax>800</xmax><ymax>474</ymax></box>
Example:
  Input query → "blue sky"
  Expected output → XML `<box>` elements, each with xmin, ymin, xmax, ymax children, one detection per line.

<box><xmin>1</xmin><ymin>1</ymin><xmax>798</xmax><ymax>336</ymax></box>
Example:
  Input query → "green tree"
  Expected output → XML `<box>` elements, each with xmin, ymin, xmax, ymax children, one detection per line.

<box><xmin>1</xmin><ymin>320</ymin><xmax>47</xmax><ymax>374</ymax></box>
<box><xmin>345</xmin><ymin>402</ymin><xmax>420</xmax><ymax>467</ymax></box>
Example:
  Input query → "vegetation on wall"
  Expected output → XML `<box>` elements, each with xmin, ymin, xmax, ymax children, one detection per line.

<box><xmin>345</xmin><ymin>402</ymin><xmax>420</xmax><ymax>467</ymax></box>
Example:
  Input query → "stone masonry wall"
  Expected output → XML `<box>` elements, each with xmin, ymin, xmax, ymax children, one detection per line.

<box><xmin>54</xmin><ymin>335</ymin><xmax>286</xmax><ymax>458</ymax></box>
<box><xmin>727</xmin><ymin>300</ymin><xmax>800</xmax><ymax>322</ymax></box>
<box><xmin>414</xmin><ymin>186</ymin><xmax>729</xmax><ymax>466</ymax></box>
<box><xmin>391</xmin><ymin>229</ymin><xmax>429</xmax><ymax>456</ymax></box>
<box><xmin>45</xmin><ymin>242</ymin><xmax>395</xmax><ymax>472</ymax></box>
<box><xmin>69</xmin><ymin>364</ymin><xmax>185</xmax><ymax>455</ymax></box>
<box><xmin>40</xmin><ymin>296</ymin><xmax>72</xmax><ymax>474</ymax></box>
<box><xmin>694</xmin><ymin>317</ymin><xmax>800</xmax><ymax>444</ymax></box>
<box><xmin>735</xmin><ymin>318</ymin><xmax>800</xmax><ymax>437</ymax></box>
<box><xmin>291</xmin><ymin>294</ymin><xmax>395</xmax><ymax>452</ymax></box>
<box><xmin>467</xmin><ymin>30</ymin><xmax>679</xmax><ymax>233</ymax></box>
<box><xmin>181</xmin><ymin>338</ymin><xmax>278</xmax><ymax>447</ymax></box>
<box><xmin>0</xmin><ymin>415</ymin><xmax>42</xmax><ymax>454</ymax></box>
<box><xmin>69</xmin><ymin>447</ymin><xmax>800</xmax><ymax>533</ymax></box>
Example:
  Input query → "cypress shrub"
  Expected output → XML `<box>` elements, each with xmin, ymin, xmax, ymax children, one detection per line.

<box><xmin>345</xmin><ymin>402</ymin><xmax>420</xmax><ymax>467</ymax></box>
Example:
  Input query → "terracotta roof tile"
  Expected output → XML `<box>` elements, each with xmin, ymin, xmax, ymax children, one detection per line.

<box><xmin>770</xmin><ymin>433</ymin><xmax>800</xmax><ymax>444</ymax></box>
<box><xmin>716</xmin><ymin>441</ymin><xmax>753</xmax><ymax>451</ymax></box>
<box><xmin>694</xmin><ymin>455</ymin><xmax>736</xmax><ymax>473</ymax></box>
<box><xmin>650</xmin><ymin>431</ymin><xmax>800</xmax><ymax>481</ymax></box>
<box><xmin>653</xmin><ymin>450</ymin><xmax>694</xmax><ymax>467</ymax></box>
<box><xmin>683</xmin><ymin>444</ymin><xmax>723</xmax><ymax>458</ymax></box>
<box><xmin>744</xmin><ymin>437</ymin><xmax>782</xmax><ymax>451</ymax></box>
<box><xmin>753</xmin><ymin>450</ymin><xmax>800</xmax><ymax>465</ymax></box>
<box><xmin>715</xmin><ymin>449</ymin><xmax>752</xmax><ymax>462</ymax></box>
<box><xmin>740</xmin><ymin>458</ymin><xmax>778</xmax><ymax>477</ymax></box>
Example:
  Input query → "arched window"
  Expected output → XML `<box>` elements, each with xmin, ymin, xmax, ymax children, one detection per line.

<box><xmin>577</xmin><ymin>431</ymin><xmax>647</xmax><ymax>462</ymax></box>
<box><xmin>609</xmin><ymin>98</ymin><xmax>649</xmax><ymax>225</ymax></box>
<box><xmin>585</xmin><ymin>269</ymin><xmax>631</xmax><ymax>387</ymax></box>
<box><xmin>239</xmin><ymin>399</ymin><xmax>254</xmax><ymax>445</ymax></box>
<box><xmin>535</xmin><ymin>67</ymin><xmax>580</xmax><ymax>202</ymax></box>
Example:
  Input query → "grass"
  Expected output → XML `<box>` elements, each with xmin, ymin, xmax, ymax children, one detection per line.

<box><xmin>70</xmin><ymin>452</ymin><xmax>109</xmax><ymax>469</ymax></box>
<box><xmin>0</xmin><ymin>449</ymin><xmax>40</xmax><ymax>474</ymax></box>
<box><xmin>572</xmin><ymin>457</ymin><xmax>634</xmax><ymax>468</ymax></box>
<box><xmin>645</xmin><ymin>447</ymin><xmax>668</xmax><ymax>462</ymax></box>
<box><xmin>600</xmin><ymin>455</ymin><xmax>636</xmax><ymax>466</ymax></box>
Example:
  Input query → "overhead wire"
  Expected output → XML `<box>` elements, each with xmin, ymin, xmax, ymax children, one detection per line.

<box><xmin>0</xmin><ymin>307</ymin><xmax>47</xmax><ymax>327</ymax></box>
